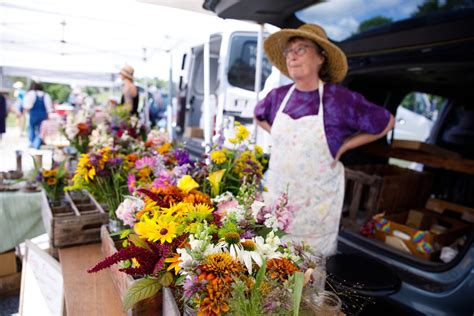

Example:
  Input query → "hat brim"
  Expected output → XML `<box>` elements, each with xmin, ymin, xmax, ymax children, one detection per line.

<box><xmin>120</xmin><ymin>70</ymin><xmax>134</xmax><ymax>80</ymax></box>
<box><xmin>264</xmin><ymin>28</ymin><xmax>348</xmax><ymax>83</ymax></box>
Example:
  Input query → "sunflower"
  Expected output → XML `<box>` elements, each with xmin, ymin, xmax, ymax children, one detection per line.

<box><xmin>42</xmin><ymin>169</ymin><xmax>53</xmax><ymax>178</ymax></box>
<box><xmin>47</xmin><ymin>177</ymin><xmax>57</xmax><ymax>185</ymax></box>
<box><xmin>74</xmin><ymin>153</ymin><xmax>96</xmax><ymax>182</ymax></box>
<box><xmin>266</xmin><ymin>258</ymin><xmax>300</xmax><ymax>282</ymax></box>
<box><xmin>162</xmin><ymin>202</ymin><xmax>192</xmax><ymax>218</ymax></box>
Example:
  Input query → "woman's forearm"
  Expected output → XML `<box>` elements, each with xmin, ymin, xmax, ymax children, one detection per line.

<box><xmin>337</xmin><ymin>115</ymin><xmax>395</xmax><ymax>159</ymax></box>
<box><xmin>255</xmin><ymin>117</ymin><xmax>271</xmax><ymax>133</ymax></box>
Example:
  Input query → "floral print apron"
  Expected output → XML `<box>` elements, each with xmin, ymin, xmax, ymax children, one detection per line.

<box><xmin>264</xmin><ymin>82</ymin><xmax>345</xmax><ymax>256</ymax></box>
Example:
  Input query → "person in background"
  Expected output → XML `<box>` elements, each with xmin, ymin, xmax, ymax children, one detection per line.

<box><xmin>119</xmin><ymin>65</ymin><xmax>139</xmax><ymax>116</ymax></box>
<box><xmin>254</xmin><ymin>24</ymin><xmax>394</xmax><ymax>256</ymax></box>
<box><xmin>23</xmin><ymin>82</ymin><xmax>53</xmax><ymax>149</ymax></box>
<box><xmin>13</xmin><ymin>81</ymin><xmax>26</xmax><ymax>134</ymax></box>
<box><xmin>0</xmin><ymin>88</ymin><xmax>9</xmax><ymax>141</ymax></box>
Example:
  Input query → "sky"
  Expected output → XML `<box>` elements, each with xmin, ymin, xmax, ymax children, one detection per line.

<box><xmin>0</xmin><ymin>0</ymin><xmax>425</xmax><ymax>84</ymax></box>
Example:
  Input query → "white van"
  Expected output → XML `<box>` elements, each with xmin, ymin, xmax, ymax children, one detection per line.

<box><xmin>175</xmin><ymin>23</ymin><xmax>286</xmax><ymax>156</ymax></box>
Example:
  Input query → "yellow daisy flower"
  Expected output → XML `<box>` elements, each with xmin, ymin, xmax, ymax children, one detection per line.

<box><xmin>210</xmin><ymin>150</ymin><xmax>227</xmax><ymax>165</ymax></box>
<box><xmin>134</xmin><ymin>214</ymin><xmax>178</xmax><ymax>244</ymax></box>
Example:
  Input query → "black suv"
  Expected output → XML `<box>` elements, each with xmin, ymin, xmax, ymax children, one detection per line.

<box><xmin>203</xmin><ymin>1</ymin><xmax>474</xmax><ymax>314</ymax></box>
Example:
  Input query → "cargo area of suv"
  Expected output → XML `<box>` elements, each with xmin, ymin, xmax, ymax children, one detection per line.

<box><xmin>201</xmin><ymin>1</ymin><xmax>474</xmax><ymax>314</ymax></box>
<box><xmin>334</xmin><ymin>8</ymin><xmax>474</xmax><ymax>315</ymax></box>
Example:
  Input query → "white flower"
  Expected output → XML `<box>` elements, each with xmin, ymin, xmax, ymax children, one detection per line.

<box><xmin>254</xmin><ymin>232</ymin><xmax>283</xmax><ymax>261</ymax></box>
<box><xmin>263</xmin><ymin>213</ymin><xmax>280</xmax><ymax>231</ymax></box>
<box><xmin>226</xmin><ymin>205</ymin><xmax>246</xmax><ymax>223</ymax></box>
<box><xmin>212</xmin><ymin>191</ymin><xmax>235</xmax><ymax>204</ymax></box>
<box><xmin>251</xmin><ymin>200</ymin><xmax>266</xmax><ymax>219</ymax></box>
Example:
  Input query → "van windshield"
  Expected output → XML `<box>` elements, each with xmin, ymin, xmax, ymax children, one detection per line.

<box><xmin>296</xmin><ymin>0</ymin><xmax>474</xmax><ymax>41</ymax></box>
<box><xmin>227</xmin><ymin>34</ymin><xmax>272</xmax><ymax>92</ymax></box>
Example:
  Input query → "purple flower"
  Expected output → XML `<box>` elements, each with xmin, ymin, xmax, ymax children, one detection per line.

<box><xmin>107</xmin><ymin>157</ymin><xmax>123</xmax><ymax>167</ymax></box>
<box><xmin>175</xmin><ymin>149</ymin><xmax>191</xmax><ymax>166</ymax></box>
<box><xmin>171</xmin><ymin>164</ymin><xmax>190</xmax><ymax>180</ymax></box>
<box><xmin>183</xmin><ymin>276</ymin><xmax>207</xmax><ymax>299</ymax></box>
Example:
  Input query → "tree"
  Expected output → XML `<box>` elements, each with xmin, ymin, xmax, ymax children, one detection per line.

<box><xmin>357</xmin><ymin>16</ymin><xmax>393</xmax><ymax>33</ymax></box>
<box><xmin>42</xmin><ymin>83</ymin><xmax>71</xmax><ymax>103</ymax></box>
<box><xmin>411</xmin><ymin>0</ymin><xmax>472</xmax><ymax>17</ymax></box>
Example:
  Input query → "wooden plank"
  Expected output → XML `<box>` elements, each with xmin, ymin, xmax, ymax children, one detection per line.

<box><xmin>426</xmin><ymin>198</ymin><xmax>474</xmax><ymax>223</ymax></box>
<box><xmin>392</xmin><ymin>140</ymin><xmax>461</xmax><ymax>158</ymax></box>
<box><xmin>59</xmin><ymin>243</ymin><xmax>126</xmax><ymax>316</ymax></box>
<box><xmin>360</xmin><ymin>143</ymin><xmax>474</xmax><ymax>175</ymax></box>
<box><xmin>348</xmin><ymin>182</ymin><xmax>364</xmax><ymax>221</ymax></box>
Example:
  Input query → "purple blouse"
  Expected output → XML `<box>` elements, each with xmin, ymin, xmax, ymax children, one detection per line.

<box><xmin>254</xmin><ymin>83</ymin><xmax>391</xmax><ymax>158</ymax></box>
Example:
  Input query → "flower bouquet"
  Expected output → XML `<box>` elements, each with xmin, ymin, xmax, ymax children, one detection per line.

<box><xmin>87</xmin><ymin>173</ymin><xmax>332</xmax><ymax>315</ymax></box>
<box><xmin>36</xmin><ymin>162</ymin><xmax>68</xmax><ymax>206</ymax></box>
<box><xmin>67</xmin><ymin>146</ymin><xmax>132</xmax><ymax>219</ymax></box>
<box><xmin>207</xmin><ymin>123</ymin><xmax>267</xmax><ymax>198</ymax></box>
<box><xmin>62</xmin><ymin>111</ymin><xmax>94</xmax><ymax>155</ymax></box>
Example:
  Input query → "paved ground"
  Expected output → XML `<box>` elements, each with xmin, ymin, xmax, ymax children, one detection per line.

<box><xmin>0</xmin><ymin>127</ymin><xmax>53</xmax><ymax>174</ymax></box>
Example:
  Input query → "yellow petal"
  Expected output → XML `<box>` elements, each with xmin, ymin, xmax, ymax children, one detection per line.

<box><xmin>208</xmin><ymin>169</ymin><xmax>226</xmax><ymax>197</ymax></box>
<box><xmin>177</xmin><ymin>175</ymin><xmax>199</xmax><ymax>194</ymax></box>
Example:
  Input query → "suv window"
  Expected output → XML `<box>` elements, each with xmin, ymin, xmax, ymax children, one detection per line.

<box><xmin>227</xmin><ymin>35</ymin><xmax>272</xmax><ymax>92</ymax></box>
<box><xmin>390</xmin><ymin>92</ymin><xmax>447</xmax><ymax>142</ymax></box>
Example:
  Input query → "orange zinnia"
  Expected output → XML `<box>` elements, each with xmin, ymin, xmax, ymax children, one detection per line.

<box><xmin>266</xmin><ymin>258</ymin><xmax>300</xmax><ymax>282</ymax></box>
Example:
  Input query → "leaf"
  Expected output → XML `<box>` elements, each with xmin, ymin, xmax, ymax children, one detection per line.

<box><xmin>292</xmin><ymin>272</ymin><xmax>304</xmax><ymax>316</ymax></box>
<box><xmin>120</xmin><ymin>229</ymin><xmax>131</xmax><ymax>239</ymax></box>
<box><xmin>123</xmin><ymin>278</ymin><xmax>162</xmax><ymax>311</ymax></box>
<box><xmin>128</xmin><ymin>233</ymin><xmax>151</xmax><ymax>250</ymax></box>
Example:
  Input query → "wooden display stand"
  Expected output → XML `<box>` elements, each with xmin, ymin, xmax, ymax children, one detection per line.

<box><xmin>41</xmin><ymin>190</ymin><xmax>109</xmax><ymax>248</ymax></box>
<box><xmin>100</xmin><ymin>225</ymin><xmax>168</xmax><ymax>315</ymax></box>
<box><xmin>59</xmin><ymin>243</ymin><xmax>126</xmax><ymax>316</ymax></box>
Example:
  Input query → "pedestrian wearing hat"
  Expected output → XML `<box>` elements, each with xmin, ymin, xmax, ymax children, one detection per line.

<box><xmin>119</xmin><ymin>65</ymin><xmax>140</xmax><ymax>116</ymax></box>
<box><xmin>255</xmin><ymin>24</ymin><xmax>394</xmax><ymax>256</ymax></box>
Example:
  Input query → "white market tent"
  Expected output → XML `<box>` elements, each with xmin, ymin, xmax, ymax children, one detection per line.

<box><xmin>0</xmin><ymin>0</ymin><xmax>244</xmax><ymax>86</ymax></box>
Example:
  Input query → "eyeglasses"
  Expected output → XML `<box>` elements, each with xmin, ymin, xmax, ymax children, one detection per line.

<box><xmin>283</xmin><ymin>45</ymin><xmax>315</xmax><ymax>58</ymax></box>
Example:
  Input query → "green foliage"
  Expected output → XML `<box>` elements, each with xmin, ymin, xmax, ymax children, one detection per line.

<box><xmin>84</xmin><ymin>86</ymin><xmax>100</xmax><ymax>96</ymax></box>
<box><xmin>229</xmin><ymin>262</ymin><xmax>266</xmax><ymax>316</ymax></box>
<box><xmin>357</xmin><ymin>16</ymin><xmax>393</xmax><ymax>33</ymax></box>
<box><xmin>411</xmin><ymin>0</ymin><xmax>468</xmax><ymax>17</ymax></box>
<box><xmin>123</xmin><ymin>277</ymin><xmax>162</xmax><ymax>311</ymax></box>
<box><xmin>42</xmin><ymin>83</ymin><xmax>71</xmax><ymax>103</ymax></box>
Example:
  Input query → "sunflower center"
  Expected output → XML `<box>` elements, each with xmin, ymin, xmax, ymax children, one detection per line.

<box><xmin>160</xmin><ymin>228</ymin><xmax>168</xmax><ymax>235</ymax></box>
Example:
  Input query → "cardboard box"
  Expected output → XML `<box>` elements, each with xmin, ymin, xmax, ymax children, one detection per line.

<box><xmin>184</xmin><ymin>127</ymin><xmax>204</xmax><ymax>139</ymax></box>
<box><xmin>372</xmin><ymin>209</ymin><xmax>470</xmax><ymax>260</ymax></box>
<box><xmin>0</xmin><ymin>251</ymin><xmax>17</xmax><ymax>277</ymax></box>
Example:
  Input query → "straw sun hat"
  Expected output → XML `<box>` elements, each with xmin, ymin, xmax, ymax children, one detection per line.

<box><xmin>264</xmin><ymin>24</ymin><xmax>348</xmax><ymax>83</ymax></box>
<box><xmin>120</xmin><ymin>65</ymin><xmax>134</xmax><ymax>80</ymax></box>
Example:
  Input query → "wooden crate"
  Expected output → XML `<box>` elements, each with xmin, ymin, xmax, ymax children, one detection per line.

<box><xmin>0</xmin><ymin>272</ymin><xmax>21</xmax><ymax>295</ymax></box>
<box><xmin>343</xmin><ymin>165</ymin><xmax>433</xmax><ymax>226</ymax></box>
<box><xmin>41</xmin><ymin>190</ymin><xmax>109</xmax><ymax>248</ymax></box>
<box><xmin>100</xmin><ymin>225</ymin><xmax>178</xmax><ymax>316</ymax></box>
